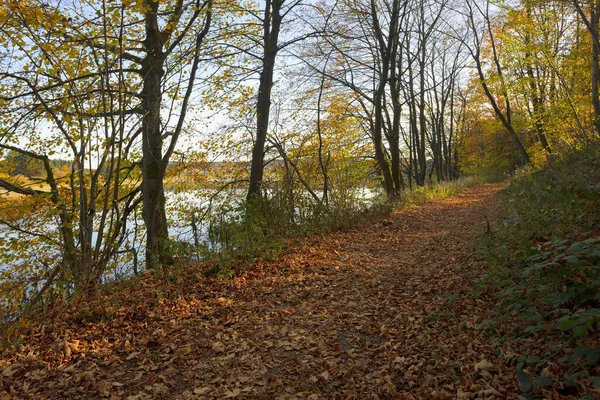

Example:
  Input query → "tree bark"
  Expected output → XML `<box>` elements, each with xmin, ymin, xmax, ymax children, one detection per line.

<box><xmin>141</xmin><ymin>0</ymin><xmax>169</xmax><ymax>269</ymax></box>
<box><xmin>524</xmin><ymin>6</ymin><xmax>552</xmax><ymax>153</ymax></box>
<box><xmin>247</xmin><ymin>0</ymin><xmax>284</xmax><ymax>200</ymax></box>
<box><xmin>572</xmin><ymin>0</ymin><xmax>600</xmax><ymax>136</ymax></box>
<box><xmin>388</xmin><ymin>0</ymin><xmax>404</xmax><ymax>194</ymax></box>
<box><xmin>592</xmin><ymin>2</ymin><xmax>600</xmax><ymax>136</ymax></box>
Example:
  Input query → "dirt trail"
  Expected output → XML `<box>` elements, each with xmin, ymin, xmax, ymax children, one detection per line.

<box><xmin>3</xmin><ymin>183</ymin><xmax>519</xmax><ymax>399</ymax></box>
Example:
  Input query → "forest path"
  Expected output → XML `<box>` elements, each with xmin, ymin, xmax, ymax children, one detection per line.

<box><xmin>5</xmin><ymin>183</ymin><xmax>519</xmax><ymax>399</ymax></box>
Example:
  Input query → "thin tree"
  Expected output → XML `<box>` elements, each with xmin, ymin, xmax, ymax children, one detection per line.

<box><xmin>463</xmin><ymin>0</ymin><xmax>531</xmax><ymax>164</ymax></box>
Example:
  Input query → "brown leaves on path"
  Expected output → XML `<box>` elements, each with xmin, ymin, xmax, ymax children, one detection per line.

<box><xmin>1</xmin><ymin>183</ymin><xmax>532</xmax><ymax>399</ymax></box>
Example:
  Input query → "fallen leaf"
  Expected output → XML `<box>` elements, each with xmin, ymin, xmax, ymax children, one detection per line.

<box><xmin>224</xmin><ymin>388</ymin><xmax>241</xmax><ymax>398</ymax></box>
<box><xmin>126</xmin><ymin>352</ymin><xmax>140</xmax><ymax>360</ymax></box>
<box><xmin>380</xmin><ymin>325</ymin><xmax>389</xmax><ymax>336</ymax></box>
<box><xmin>474</xmin><ymin>360</ymin><xmax>494</xmax><ymax>372</ymax></box>
<box><xmin>194</xmin><ymin>387</ymin><xmax>211</xmax><ymax>395</ymax></box>
<box><xmin>212</xmin><ymin>342</ymin><xmax>225</xmax><ymax>353</ymax></box>
<box><xmin>2</xmin><ymin>365</ymin><xmax>16</xmax><ymax>377</ymax></box>
<box><xmin>175</xmin><ymin>344</ymin><xmax>192</xmax><ymax>356</ymax></box>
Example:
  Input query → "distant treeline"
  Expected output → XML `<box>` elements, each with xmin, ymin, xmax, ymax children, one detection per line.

<box><xmin>0</xmin><ymin>150</ymin><xmax>72</xmax><ymax>178</ymax></box>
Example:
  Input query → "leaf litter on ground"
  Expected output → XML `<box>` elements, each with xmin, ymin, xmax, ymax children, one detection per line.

<box><xmin>0</xmin><ymin>183</ymin><xmax>595</xmax><ymax>399</ymax></box>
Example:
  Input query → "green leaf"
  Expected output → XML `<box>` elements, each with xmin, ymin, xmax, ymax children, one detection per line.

<box><xmin>559</xmin><ymin>319</ymin><xmax>576</xmax><ymax>330</ymax></box>
<box><xmin>532</xmin><ymin>376</ymin><xmax>552</xmax><ymax>387</ymax></box>
<box><xmin>584</xmin><ymin>348</ymin><xmax>600</xmax><ymax>365</ymax></box>
<box><xmin>558</xmin><ymin>355</ymin><xmax>570</xmax><ymax>364</ymax></box>
<box><xmin>563</xmin><ymin>255</ymin><xmax>580</xmax><ymax>265</ymax></box>
<box><xmin>574</xmin><ymin>325</ymin><xmax>590</xmax><ymax>337</ymax></box>
<box><xmin>526</xmin><ymin>355</ymin><xmax>541</xmax><ymax>364</ymax></box>
<box><xmin>517</xmin><ymin>370</ymin><xmax>532</xmax><ymax>392</ymax></box>
<box><xmin>563</xmin><ymin>378</ymin><xmax>577</xmax><ymax>387</ymax></box>
<box><xmin>574</xmin><ymin>347</ymin><xmax>600</xmax><ymax>364</ymax></box>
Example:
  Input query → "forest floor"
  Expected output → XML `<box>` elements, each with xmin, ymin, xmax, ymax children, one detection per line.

<box><xmin>2</xmin><ymin>183</ymin><xmax>544</xmax><ymax>399</ymax></box>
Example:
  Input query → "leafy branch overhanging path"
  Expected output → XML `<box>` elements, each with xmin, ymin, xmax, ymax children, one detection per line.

<box><xmin>3</xmin><ymin>184</ymin><xmax>520</xmax><ymax>399</ymax></box>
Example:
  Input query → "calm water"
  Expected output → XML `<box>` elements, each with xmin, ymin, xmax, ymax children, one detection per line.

<box><xmin>0</xmin><ymin>186</ymin><xmax>378</xmax><ymax>289</ymax></box>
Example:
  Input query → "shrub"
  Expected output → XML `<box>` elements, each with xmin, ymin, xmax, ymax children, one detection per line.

<box><xmin>478</xmin><ymin>147</ymin><xmax>600</xmax><ymax>389</ymax></box>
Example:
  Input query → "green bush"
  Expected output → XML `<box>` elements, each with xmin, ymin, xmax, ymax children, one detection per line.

<box><xmin>487</xmin><ymin>238</ymin><xmax>600</xmax><ymax>336</ymax></box>
<box><xmin>500</xmin><ymin>148</ymin><xmax>600</xmax><ymax>241</ymax></box>
<box><xmin>478</xmin><ymin>147</ymin><xmax>600</xmax><ymax>388</ymax></box>
<box><xmin>207</xmin><ymin>195</ymin><xmax>290</xmax><ymax>268</ymax></box>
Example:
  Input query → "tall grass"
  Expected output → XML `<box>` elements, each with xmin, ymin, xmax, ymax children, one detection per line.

<box><xmin>398</xmin><ymin>175</ymin><xmax>483</xmax><ymax>208</ymax></box>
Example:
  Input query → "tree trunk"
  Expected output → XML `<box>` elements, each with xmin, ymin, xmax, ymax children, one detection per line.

<box><xmin>141</xmin><ymin>3</ymin><xmax>169</xmax><ymax>269</ymax></box>
<box><xmin>573</xmin><ymin>0</ymin><xmax>600</xmax><ymax>137</ymax></box>
<box><xmin>373</xmin><ymin>92</ymin><xmax>395</xmax><ymax>198</ymax></box>
<box><xmin>524</xmin><ymin>7</ymin><xmax>552</xmax><ymax>154</ymax></box>
<box><xmin>418</xmin><ymin>56</ymin><xmax>427</xmax><ymax>185</ymax></box>
<box><xmin>247</xmin><ymin>0</ymin><xmax>283</xmax><ymax>200</ymax></box>
<box><xmin>473</xmin><ymin>55</ymin><xmax>531</xmax><ymax>164</ymax></box>
<box><xmin>467</xmin><ymin>0</ymin><xmax>530</xmax><ymax>165</ymax></box>
<box><xmin>389</xmin><ymin>23</ymin><xmax>404</xmax><ymax>194</ymax></box>
<box><xmin>592</xmin><ymin>3</ymin><xmax>600</xmax><ymax>136</ymax></box>
<box><xmin>316</xmin><ymin>72</ymin><xmax>330</xmax><ymax>207</ymax></box>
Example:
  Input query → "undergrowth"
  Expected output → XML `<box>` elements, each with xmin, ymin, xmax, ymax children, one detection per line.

<box><xmin>201</xmin><ymin>192</ymin><xmax>393</xmax><ymax>277</ymax></box>
<box><xmin>199</xmin><ymin>175</ymin><xmax>483</xmax><ymax>278</ymax></box>
<box><xmin>477</xmin><ymin>147</ymin><xmax>600</xmax><ymax>398</ymax></box>
<box><xmin>398</xmin><ymin>175</ymin><xmax>483</xmax><ymax>208</ymax></box>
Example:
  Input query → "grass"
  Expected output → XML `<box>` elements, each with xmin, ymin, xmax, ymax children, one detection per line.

<box><xmin>398</xmin><ymin>175</ymin><xmax>483</xmax><ymax>208</ymax></box>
